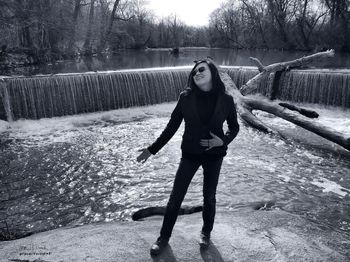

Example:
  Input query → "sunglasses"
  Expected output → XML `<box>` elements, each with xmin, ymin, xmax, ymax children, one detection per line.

<box><xmin>191</xmin><ymin>66</ymin><xmax>206</xmax><ymax>77</ymax></box>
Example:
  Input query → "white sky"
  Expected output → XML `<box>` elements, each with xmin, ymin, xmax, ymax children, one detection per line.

<box><xmin>145</xmin><ymin>0</ymin><xmax>226</xmax><ymax>27</ymax></box>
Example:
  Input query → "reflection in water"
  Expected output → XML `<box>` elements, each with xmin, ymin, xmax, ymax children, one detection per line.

<box><xmin>0</xmin><ymin>102</ymin><xmax>349</xmax><ymax>239</ymax></box>
<box><xmin>83</xmin><ymin>56</ymin><xmax>94</xmax><ymax>72</ymax></box>
<box><xmin>20</xmin><ymin>48</ymin><xmax>350</xmax><ymax>76</ymax></box>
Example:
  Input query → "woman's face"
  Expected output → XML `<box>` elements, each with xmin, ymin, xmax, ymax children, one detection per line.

<box><xmin>192</xmin><ymin>62</ymin><xmax>212</xmax><ymax>91</ymax></box>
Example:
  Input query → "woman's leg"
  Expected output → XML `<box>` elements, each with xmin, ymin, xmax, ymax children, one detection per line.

<box><xmin>159</xmin><ymin>157</ymin><xmax>201</xmax><ymax>239</ymax></box>
<box><xmin>201</xmin><ymin>157</ymin><xmax>223</xmax><ymax>235</ymax></box>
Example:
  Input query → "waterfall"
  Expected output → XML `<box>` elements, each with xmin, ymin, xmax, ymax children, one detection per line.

<box><xmin>224</xmin><ymin>66</ymin><xmax>271</xmax><ymax>95</ymax></box>
<box><xmin>0</xmin><ymin>67</ymin><xmax>260</xmax><ymax>121</ymax></box>
<box><xmin>0</xmin><ymin>81</ymin><xmax>13</xmax><ymax>122</ymax></box>
<box><xmin>0</xmin><ymin>69</ymin><xmax>190</xmax><ymax>120</ymax></box>
<box><xmin>277</xmin><ymin>69</ymin><xmax>350</xmax><ymax>108</ymax></box>
<box><xmin>0</xmin><ymin>67</ymin><xmax>349</xmax><ymax>121</ymax></box>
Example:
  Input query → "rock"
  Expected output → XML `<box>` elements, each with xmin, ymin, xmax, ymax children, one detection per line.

<box><xmin>0</xmin><ymin>210</ymin><xmax>348</xmax><ymax>261</ymax></box>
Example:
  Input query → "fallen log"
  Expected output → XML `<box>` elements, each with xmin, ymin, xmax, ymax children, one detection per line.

<box><xmin>245</xmin><ymin>95</ymin><xmax>350</xmax><ymax>150</ymax></box>
<box><xmin>132</xmin><ymin>205</ymin><xmax>202</xmax><ymax>221</ymax></box>
<box><xmin>218</xmin><ymin>50</ymin><xmax>350</xmax><ymax>151</ymax></box>
<box><xmin>278</xmin><ymin>102</ymin><xmax>319</xmax><ymax>118</ymax></box>
<box><xmin>240</xmin><ymin>50</ymin><xmax>335</xmax><ymax>95</ymax></box>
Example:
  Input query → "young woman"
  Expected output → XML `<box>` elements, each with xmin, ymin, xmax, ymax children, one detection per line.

<box><xmin>137</xmin><ymin>58</ymin><xmax>240</xmax><ymax>255</ymax></box>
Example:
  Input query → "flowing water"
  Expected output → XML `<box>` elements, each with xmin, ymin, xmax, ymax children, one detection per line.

<box><xmin>1</xmin><ymin>66</ymin><xmax>350</xmax><ymax>122</ymax></box>
<box><xmin>0</xmin><ymin>64</ymin><xmax>350</xmax><ymax>241</ymax></box>
<box><xmin>1</xmin><ymin>102</ymin><xmax>350</xmax><ymax>240</ymax></box>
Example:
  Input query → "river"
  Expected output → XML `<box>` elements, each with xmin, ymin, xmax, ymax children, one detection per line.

<box><xmin>1</xmin><ymin>48</ymin><xmax>349</xmax><ymax>241</ymax></box>
<box><xmin>15</xmin><ymin>48</ymin><xmax>350</xmax><ymax>76</ymax></box>
<box><xmin>0</xmin><ymin>102</ymin><xmax>349</xmax><ymax>239</ymax></box>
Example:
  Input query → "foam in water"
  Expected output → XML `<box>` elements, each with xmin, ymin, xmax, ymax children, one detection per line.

<box><xmin>311</xmin><ymin>178</ymin><xmax>349</xmax><ymax>197</ymax></box>
<box><xmin>277</xmin><ymin>174</ymin><xmax>291</xmax><ymax>182</ymax></box>
<box><xmin>0</xmin><ymin>103</ymin><xmax>175</xmax><ymax>136</ymax></box>
<box><xmin>0</xmin><ymin>119</ymin><xmax>9</xmax><ymax>132</ymax></box>
<box><xmin>255</xmin><ymin>102</ymin><xmax>350</xmax><ymax>136</ymax></box>
<box><xmin>1</xmin><ymin>100</ymin><xmax>350</xmax><ymax>238</ymax></box>
<box><xmin>246</xmin><ymin>159</ymin><xmax>277</xmax><ymax>173</ymax></box>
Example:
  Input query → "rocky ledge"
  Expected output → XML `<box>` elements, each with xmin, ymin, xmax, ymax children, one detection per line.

<box><xmin>0</xmin><ymin>209</ymin><xmax>349</xmax><ymax>262</ymax></box>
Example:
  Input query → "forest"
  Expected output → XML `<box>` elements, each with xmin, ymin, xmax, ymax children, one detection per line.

<box><xmin>0</xmin><ymin>0</ymin><xmax>349</xmax><ymax>65</ymax></box>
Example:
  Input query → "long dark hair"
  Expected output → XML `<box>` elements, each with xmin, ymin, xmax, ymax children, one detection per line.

<box><xmin>186</xmin><ymin>57</ymin><xmax>226</xmax><ymax>94</ymax></box>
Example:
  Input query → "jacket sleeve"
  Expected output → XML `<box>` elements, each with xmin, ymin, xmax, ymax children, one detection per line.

<box><xmin>222</xmin><ymin>96</ymin><xmax>239</xmax><ymax>146</ymax></box>
<box><xmin>147</xmin><ymin>94</ymin><xmax>184</xmax><ymax>154</ymax></box>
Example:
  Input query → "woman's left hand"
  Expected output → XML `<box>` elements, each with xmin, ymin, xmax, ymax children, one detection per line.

<box><xmin>200</xmin><ymin>132</ymin><xmax>224</xmax><ymax>151</ymax></box>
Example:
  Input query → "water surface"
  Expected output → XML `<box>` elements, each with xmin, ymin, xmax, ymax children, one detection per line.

<box><xmin>1</xmin><ymin>102</ymin><xmax>349</xmax><ymax>239</ymax></box>
<box><xmin>13</xmin><ymin>48</ymin><xmax>350</xmax><ymax>76</ymax></box>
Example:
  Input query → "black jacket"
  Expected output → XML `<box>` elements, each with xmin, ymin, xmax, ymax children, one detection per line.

<box><xmin>148</xmin><ymin>89</ymin><xmax>239</xmax><ymax>157</ymax></box>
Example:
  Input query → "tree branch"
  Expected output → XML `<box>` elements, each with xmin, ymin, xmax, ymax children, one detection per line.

<box><xmin>114</xmin><ymin>15</ymin><xmax>134</xmax><ymax>21</ymax></box>
<box><xmin>240</xmin><ymin>49</ymin><xmax>335</xmax><ymax>95</ymax></box>
<box><xmin>249</xmin><ymin>57</ymin><xmax>265</xmax><ymax>72</ymax></box>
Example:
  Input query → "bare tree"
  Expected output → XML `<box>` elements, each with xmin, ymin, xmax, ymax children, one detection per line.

<box><xmin>266</xmin><ymin>0</ymin><xmax>298</xmax><ymax>49</ymax></box>
<box><xmin>98</xmin><ymin>0</ymin><xmax>134</xmax><ymax>52</ymax></box>
<box><xmin>209</xmin><ymin>3</ymin><xmax>245</xmax><ymax>48</ymax></box>
<box><xmin>166</xmin><ymin>14</ymin><xmax>185</xmax><ymax>50</ymax></box>
<box><xmin>322</xmin><ymin>0</ymin><xmax>350</xmax><ymax>51</ymax></box>
<box><xmin>13</xmin><ymin>0</ymin><xmax>35</xmax><ymax>48</ymax></box>
<box><xmin>155</xmin><ymin>19</ymin><xmax>171</xmax><ymax>47</ymax></box>
<box><xmin>126</xmin><ymin>0</ymin><xmax>154</xmax><ymax>49</ymax></box>
<box><xmin>241</xmin><ymin>0</ymin><xmax>269</xmax><ymax>48</ymax></box>
<box><xmin>293</xmin><ymin>0</ymin><xmax>327</xmax><ymax>50</ymax></box>
<box><xmin>67</xmin><ymin>0</ymin><xmax>84</xmax><ymax>53</ymax></box>
<box><xmin>83</xmin><ymin>0</ymin><xmax>96</xmax><ymax>54</ymax></box>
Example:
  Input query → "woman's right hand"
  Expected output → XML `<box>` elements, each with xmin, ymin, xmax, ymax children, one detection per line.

<box><xmin>136</xmin><ymin>148</ymin><xmax>152</xmax><ymax>163</ymax></box>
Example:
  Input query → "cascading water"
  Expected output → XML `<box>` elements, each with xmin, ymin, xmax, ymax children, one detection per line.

<box><xmin>0</xmin><ymin>66</ymin><xmax>349</xmax><ymax>121</ymax></box>
<box><xmin>276</xmin><ymin>69</ymin><xmax>350</xmax><ymax>108</ymax></box>
<box><xmin>0</xmin><ymin>69</ymin><xmax>190</xmax><ymax>120</ymax></box>
<box><xmin>0</xmin><ymin>82</ymin><xmax>13</xmax><ymax>122</ymax></box>
<box><xmin>0</xmin><ymin>67</ymin><xmax>259</xmax><ymax>120</ymax></box>
<box><xmin>224</xmin><ymin>66</ymin><xmax>272</xmax><ymax>95</ymax></box>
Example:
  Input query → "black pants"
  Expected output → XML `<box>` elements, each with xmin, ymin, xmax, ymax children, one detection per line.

<box><xmin>160</xmin><ymin>156</ymin><xmax>223</xmax><ymax>239</ymax></box>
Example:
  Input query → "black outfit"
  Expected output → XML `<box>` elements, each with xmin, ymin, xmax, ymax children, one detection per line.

<box><xmin>148</xmin><ymin>86</ymin><xmax>239</xmax><ymax>239</ymax></box>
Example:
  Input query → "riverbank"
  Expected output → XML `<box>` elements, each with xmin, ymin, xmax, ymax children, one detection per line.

<box><xmin>0</xmin><ymin>209</ymin><xmax>349</xmax><ymax>262</ymax></box>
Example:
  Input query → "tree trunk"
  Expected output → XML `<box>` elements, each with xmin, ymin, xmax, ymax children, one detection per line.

<box><xmin>15</xmin><ymin>0</ymin><xmax>33</xmax><ymax>48</ymax></box>
<box><xmin>98</xmin><ymin>0</ymin><xmax>109</xmax><ymax>51</ymax></box>
<box><xmin>68</xmin><ymin>0</ymin><xmax>82</xmax><ymax>53</ymax></box>
<box><xmin>83</xmin><ymin>0</ymin><xmax>96</xmax><ymax>55</ymax></box>
<box><xmin>98</xmin><ymin>0</ymin><xmax>121</xmax><ymax>52</ymax></box>
<box><xmin>218</xmin><ymin>50</ymin><xmax>350</xmax><ymax>151</ymax></box>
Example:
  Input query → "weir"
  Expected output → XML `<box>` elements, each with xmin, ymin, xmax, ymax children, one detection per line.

<box><xmin>0</xmin><ymin>66</ymin><xmax>349</xmax><ymax>121</ymax></box>
<box><xmin>276</xmin><ymin>69</ymin><xmax>350</xmax><ymax>107</ymax></box>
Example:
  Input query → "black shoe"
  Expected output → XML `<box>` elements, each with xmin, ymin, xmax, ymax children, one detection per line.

<box><xmin>199</xmin><ymin>232</ymin><xmax>210</xmax><ymax>249</ymax></box>
<box><xmin>150</xmin><ymin>237</ymin><xmax>169</xmax><ymax>255</ymax></box>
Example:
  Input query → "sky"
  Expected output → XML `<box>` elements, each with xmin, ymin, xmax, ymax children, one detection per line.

<box><xmin>145</xmin><ymin>0</ymin><xmax>226</xmax><ymax>27</ymax></box>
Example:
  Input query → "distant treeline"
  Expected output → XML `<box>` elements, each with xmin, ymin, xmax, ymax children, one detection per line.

<box><xmin>0</xmin><ymin>0</ymin><xmax>349</xmax><ymax>63</ymax></box>
<box><xmin>210</xmin><ymin>0</ymin><xmax>350</xmax><ymax>52</ymax></box>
